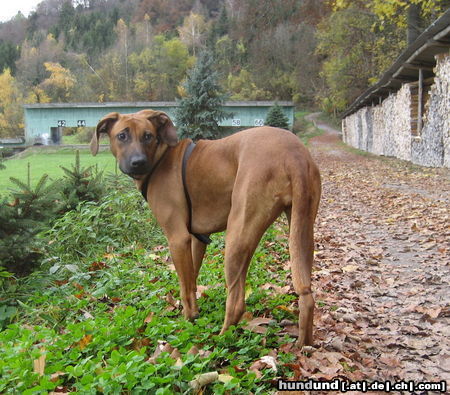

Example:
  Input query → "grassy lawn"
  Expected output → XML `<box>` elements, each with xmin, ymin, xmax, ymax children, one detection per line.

<box><xmin>0</xmin><ymin>148</ymin><xmax>117</xmax><ymax>194</ymax></box>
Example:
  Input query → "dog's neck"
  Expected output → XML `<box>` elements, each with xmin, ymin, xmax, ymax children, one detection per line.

<box><xmin>135</xmin><ymin>143</ymin><xmax>171</xmax><ymax>199</ymax></box>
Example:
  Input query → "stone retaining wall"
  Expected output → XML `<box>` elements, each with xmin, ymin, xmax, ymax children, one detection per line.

<box><xmin>342</xmin><ymin>53</ymin><xmax>450</xmax><ymax>168</ymax></box>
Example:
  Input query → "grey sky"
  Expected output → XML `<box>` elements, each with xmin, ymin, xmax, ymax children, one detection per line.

<box><xmin>0</xmin><ymin>0</ymin><xmax>42</xmax><ymax>22</ymax></box>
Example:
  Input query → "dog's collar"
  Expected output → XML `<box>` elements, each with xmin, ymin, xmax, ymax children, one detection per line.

<box><xmin>140</xmin><ymin>145</ymin><xmax>168</xmax><ymax>201</ymax></box>
<box><xmin>181</xmin><ymin>142</ymin><xmax>212</xmax><ymax>245</ymax></box>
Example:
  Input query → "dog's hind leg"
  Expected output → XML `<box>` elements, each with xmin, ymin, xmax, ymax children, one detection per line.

<box><xmin>288</xmin><ymin>178</ymin><xmax>320</xmax><ymax>347</ymax></box>
<box><xmin>220</xmin><ymin>188</ymin><xmax>282</xmax><ymax>335</ymax></box>
<box><xmin>220</xmin><ymin>225</ymin><xmax>262</xmax><ymax>334</ymax></box>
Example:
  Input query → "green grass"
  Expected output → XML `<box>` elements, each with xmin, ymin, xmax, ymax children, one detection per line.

<box><xmin>294</xmin><ymin>110</ymin><xmax>324</xmax><ymax>145</ymax></box>
<box><xmin>0</xmin><ymin>149</ymin><xmax>117</xmax><ymax>193</ymax></box>
<box><xmin>315</xmin><ymin>112</ymin><xmax>342</xmax><ymax>131</ymax></box>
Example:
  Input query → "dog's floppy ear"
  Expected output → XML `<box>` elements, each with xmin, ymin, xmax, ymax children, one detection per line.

<box><xmin>139</xmin><ymin>110</ymin><xmax>178</xmax><ymax>147</ymax></box>
<box><xmin>91</xmin><ymin>112</ymin><xmax>119</xmax><ymax>156</ymax></box>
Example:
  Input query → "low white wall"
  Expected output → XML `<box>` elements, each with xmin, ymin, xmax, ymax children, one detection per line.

<box><xmin>343</xmin><ymin>53</ymin><xmax>450</xmax><ymax>168</ymax></box>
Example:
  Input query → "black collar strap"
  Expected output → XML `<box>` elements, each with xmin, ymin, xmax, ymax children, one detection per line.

<box><xmin>182</xmin><ymin>142</ymin><xmax>212</xmax><ymax>245</ymax></box>
<box><xmin>140</xmin><ymin>145</ymin><xmax>168</xmax><ymax>201</ymax></box>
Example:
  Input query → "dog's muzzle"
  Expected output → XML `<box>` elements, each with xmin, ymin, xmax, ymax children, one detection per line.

<box><xmin>121</xmin><ymin>154</ymin><xmax>151</xmax><ymax>178</ymax></box>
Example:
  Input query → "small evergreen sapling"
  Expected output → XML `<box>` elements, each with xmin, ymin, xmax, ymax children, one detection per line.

<box><xmin>58</xmin><ymin>150</ymin><xmax>105</xmax><ymax>211</ymax></box>
<box><xmin>265</xmin><ymin>104</ymin><xmax>290</xmax><ymax>130</ymax></box>
<box><xmin>0</xmin><ymin>174</ymin><xmax>57</xmax><ymax>274</ymax></box>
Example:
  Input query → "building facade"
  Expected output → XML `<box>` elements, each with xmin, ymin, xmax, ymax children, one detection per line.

<box><xmin>23</xmin><ymin>101</ymin><xmax>294</xmax><ymax>145</ymax></box>
<box><xmin>342</xmin><ymin>10</ymin><xmax>450</xmax><ymax>168</ymax></box>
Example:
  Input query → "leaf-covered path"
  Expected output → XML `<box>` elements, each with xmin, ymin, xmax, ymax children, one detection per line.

<box><xmin>302</xmin><ymin>115</ymin><xmax>449</xmax><ymax>385</ymax></box>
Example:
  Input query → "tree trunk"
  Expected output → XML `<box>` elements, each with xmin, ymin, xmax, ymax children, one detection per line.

<box><xmin>407</xmin><ymin>3</ymin><xmax>422</xmax><ymax>45</ymax></box>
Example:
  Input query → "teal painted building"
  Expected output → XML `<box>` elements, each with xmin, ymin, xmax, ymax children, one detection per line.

<box><xmin>23</xmin><ymin>101</ymin><xmax>294</xmax><ymax>145</ymax></box>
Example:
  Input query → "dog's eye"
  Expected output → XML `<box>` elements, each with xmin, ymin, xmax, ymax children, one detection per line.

<box><xmin>143</xmin><ymin>132</ymin><xmax>153</xmax><ymax>142</ymax></box>
<box><xmin>117</xmin><ymin>132</ymin><xmax>128</xmax><ymax>141</ymax></box>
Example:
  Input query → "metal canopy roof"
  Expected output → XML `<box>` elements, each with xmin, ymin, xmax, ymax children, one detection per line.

<box><xmin>342</xmin><ymin>8</ymin><xmax>450</xmax><ymax>118</ymax></box>
<box><xmin>23</xmin><ymin>101</ymin><xmax>294</xmax><ymax>109</ymax></box>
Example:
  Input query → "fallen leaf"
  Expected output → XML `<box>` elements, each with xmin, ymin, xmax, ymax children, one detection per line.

<box><xmin>243</xmin><ymin>317</ymin><xmax>273</xmax><ymax>334</ymax></box>
<box><xmin>170</xmin><ymin>348</ymin><xmax>181</xmax><ymax>360</ymax></box>
<box><xmin>189</xmin><ymin>372</ymin><xmax>219</xmax><ymax>390</ymax></box>
<box><xmin>77</xmin><ymin>334</ymin><xmax>92</xmax><ymax>350</ymax></box>
<box><xmin>88</xmin><ymin>261</ymin><xmax>108</xmax><ymax>271</ymax></box>
<box><xmin>148</xmin><ymin>340</ymin><xmax>174</xmax><ymax>363</ymax></box>
<box><xmin>342</xmin><ymin>264</ymin><xmax>358</xmax><ymax>273</ymax></box>
<box><xmin>50</xmin><ymin>371</ymin><xmax>66</xmax><ymax>382</ymax></box>
<box><xmin>187</xmin><ymin>345</ymin><xmax>199</xmax><ymax>355</ymax></box>
<box><xmin>260</xmin><ymin>355</ymin><xmax>277</xmax><ymax>371</ymax></box>
<box><xmin>239</xmin><ymin>311</ymin><xmax>254</xmax><ymax>324</ymax></box>
<box><xmin>218</xmin><ymin>373</ymin><xmax>234</xmax><ymax>383</ymax></box>
<box><xmin>144</xmin><ymin>312</ymin><xmax>154</xmax><ymax>324</ymax></box>
<box><xmin>33</xmin><ymin>348</ymin><xmax>46</xmax><ymax>377</ymax></box>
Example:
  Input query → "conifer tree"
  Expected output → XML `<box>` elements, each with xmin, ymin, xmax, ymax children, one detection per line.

<box><xmin>58</xmin><ymin>150</ymin><xmax>105</xmax><ymax>212</ymax></box>
<box><xmin>175</xmin><ymin>50</ymin><xmax>230</xmax><ymax>140</ymax></box>
<box><xmin>0</xmin><ymin>174</ymin><xmax>57</xmax><ymax>274</ymax></box>
<box><xmin>265</xmin><ymin>103</ymin><xmax>290</xmax><ymax>130</ymax></box>
<box><xmin>215</xmin><ymin>5</ymin><xmax>229</xmax><ymax>37</ymax></box>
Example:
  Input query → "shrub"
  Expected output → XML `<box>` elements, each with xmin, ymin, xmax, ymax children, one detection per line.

<box><xmin>75</xmin><ymin>127</ymin><xmax>95</xmax><ymax>143</ymax></box>
<box><xmin>62</xmin><ymin>127</ymin><xmax>78</xmax><ymax>136</ymax></box>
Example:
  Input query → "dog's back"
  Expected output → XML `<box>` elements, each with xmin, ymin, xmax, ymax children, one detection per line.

<box><xmin>187</xmin><ymin>127</ymin><xmax>320</xmax><ymax>237</ymax></box>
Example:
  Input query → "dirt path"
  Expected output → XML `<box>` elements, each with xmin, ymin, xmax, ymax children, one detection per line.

<box><xmin>303</xmin><ymin>114</ymin><xmax>450</xmax><ymax>386</ymax></box>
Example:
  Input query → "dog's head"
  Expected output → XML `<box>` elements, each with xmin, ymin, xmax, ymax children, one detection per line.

<box><xmin>91</xmin><ymin>110</ymin><xmax>178</xmax><ymax>178</ymax></box>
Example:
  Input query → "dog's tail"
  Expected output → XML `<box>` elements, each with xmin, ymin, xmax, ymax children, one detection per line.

<box><xmin>288</xmin><ymin>159</ymin><xmax>321</xmax><ymax>346</ymax></box>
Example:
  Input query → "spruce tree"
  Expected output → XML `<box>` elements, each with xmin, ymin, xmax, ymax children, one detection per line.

<box><xmin>58</xmin><ymin>150</ymin><xmax>105</xmax><ymax>212</ymax></box>
<box><xmin>215</xmin><ymin>5</ymin><xmax>229</xmax><ymax>37</ymax></box>
<box><xmin>0</xmin><ymin>174</ymin><xmax>57</xmax><ymax>274</ymax></box>
<box><xmin>175</xmin><ymin>50</ymin><xmax>230</xmax><ymax>140</ymax></box>
<box><xmin>265</xmin><ymin>103</ymin><xmax>290</xmax><ymax>130</ymax></box>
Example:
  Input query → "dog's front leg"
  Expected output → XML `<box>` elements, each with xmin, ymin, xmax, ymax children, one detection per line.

<box><xmin>168</xmin><ymin>235</ymin><xmax>199</xmax><ymax>320</ymax></box>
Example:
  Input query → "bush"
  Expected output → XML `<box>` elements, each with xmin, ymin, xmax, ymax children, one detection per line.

<box><xmin>75</xmin><ymin>127</ymin><xmax>95</xmax><ymax>143</ymax></box>
<box><xmin>62</xmin><ymin>127</ymin><xmax>78</xmax><ymax>136</ymax></box>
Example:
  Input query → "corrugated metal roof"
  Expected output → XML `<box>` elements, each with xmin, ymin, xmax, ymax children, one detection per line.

<box><xmin>343</xmin><ymin>8</ymin><xmax>450</xmax><ymax>118</ymax></box>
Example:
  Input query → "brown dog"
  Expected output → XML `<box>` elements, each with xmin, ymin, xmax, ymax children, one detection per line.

<box><xmin>90</xmin><ymin>109</ymin><xmax>321</xmax><ymax>346</ymax></box>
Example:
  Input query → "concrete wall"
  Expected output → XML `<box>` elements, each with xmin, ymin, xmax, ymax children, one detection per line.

<box><xmin>343</xmin><ymin>53</ymin><xmax>450</xmax><ymax>168</ymax></box>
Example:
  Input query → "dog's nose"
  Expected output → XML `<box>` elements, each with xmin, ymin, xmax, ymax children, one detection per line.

<box><xmin>130</xmin><ymin>156</ymin><xmax>147</xmax><ymax>169</ymax></box>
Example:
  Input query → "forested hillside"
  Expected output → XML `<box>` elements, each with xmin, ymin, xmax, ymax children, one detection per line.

<box><xmin>0</xmin><ymin>0</ymin><xmax>448</xmax><ymax>137</ymax></box>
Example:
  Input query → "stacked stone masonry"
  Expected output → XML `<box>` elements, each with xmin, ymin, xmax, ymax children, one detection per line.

<box><xmin>342</xmin><ymin>53</ymin><xmax>450</xmax><ymax>168</ymax></box>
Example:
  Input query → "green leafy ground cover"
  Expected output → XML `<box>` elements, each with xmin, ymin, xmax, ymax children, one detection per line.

<box><xmin>0</xmin><ymin>183</ymin><xmax>299</xmax><ymax>393</ymax></box>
